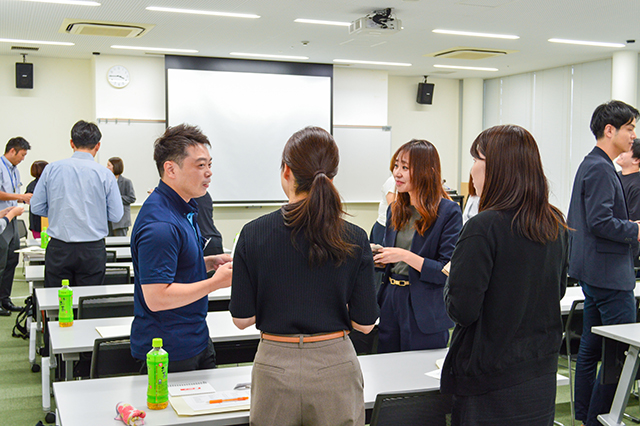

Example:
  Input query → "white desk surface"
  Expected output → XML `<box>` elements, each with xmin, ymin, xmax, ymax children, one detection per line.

<box><xmin>25</xmin><ymin>262</ymin><xmax>134</xmax><ymax>281</ymax></box>
<box><xmin>20</xmin><ymin>246</ymin><xmax>131</xmax><ymax>261</ymax></box>
<box><xmin>560</xmin><ymin>282</ymin><xmax>640</xmax><ymax>315</ymax></box>
<box><xmin>592</xmin><ymin>323</ymin><xmax>640</xmax><ymax>347</ymax></box>
<box><xmin>25</xmin><ymin>236</ymin><xmax>130</xmax><ymax>247</ymax></box>
<box><xmin>35</xmin><ymin>285</ymin><xmax>231</xmax><ymax>314</ymax></box>
<box><xmin>49</xmin><ymin>310</ymin><xmax>258</xmax><ymax>357</ymax></box>
<box><xmin>53</xmin><ymin>348</ymin><xmax>447</xmax><ymax>426</ymax></box>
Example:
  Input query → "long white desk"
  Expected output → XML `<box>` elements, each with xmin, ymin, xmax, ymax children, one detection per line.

<box><xmin>44</xmin><ymin>311</ymin><xmax>258</xmax><ymax>414</ymax></box>
<box><xmin>52</xmin><ymin>348</ymin><xmax>569</xmax><ymax>426</ymax></box>
<box><xmin>25</xmin><ymin>262</ymin><xmax>134</xmax><ymax>283</ymax></box>
<box><xmin>592</xmin><ymin>323</ymin><xmax>640</xmax><ymax>426</ymax></box>
<box><xmin>53</xmin><ymin>348</ymin><xmax>447</xmax><ymax>426</ymax></box>
<box><xmin>19</xmin><ymin>246</ymin><xmax>131</xmax><ymax>264</ymax></box>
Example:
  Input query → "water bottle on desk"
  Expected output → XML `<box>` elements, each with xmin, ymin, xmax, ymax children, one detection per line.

<box><xmin>147</xmin><ymin>338</ymin><xmax>169</xmax><ymax>410</ymax></box>
<box><xmin>58</xmin><ymin>279</ymin><xmax>73</xmax><ymax>327</ymax></box>
<box><xmin>40</xmin><ymin>217</ymin><xmax>49</xmax><ymax>249</ymax></box>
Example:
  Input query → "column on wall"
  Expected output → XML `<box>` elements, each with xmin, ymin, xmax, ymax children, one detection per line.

<box><xmin>460</xmin><ymin>78</ymin><xmax>484</xmax><ymax>194</ymax></box>
<box><xmin>612</xmin><ymin>50</ymin><xmax>638</xmax><ymax>107</ymax></box>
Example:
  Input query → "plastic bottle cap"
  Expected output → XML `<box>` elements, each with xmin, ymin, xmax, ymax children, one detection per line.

<box><xmin>61</xmin><ymin>279</ymin><xmax>69</xmax><ymax>287</ymax></box>
<box><xmin>152</xmin><ymin>338</ymin><xmax>163</xmax><ymax>348</ymax></box>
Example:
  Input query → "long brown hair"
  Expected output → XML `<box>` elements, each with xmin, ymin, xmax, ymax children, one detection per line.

<box><xmin>470</xmin><ymin>124</ymin><xmax>567</xmax><ymax>243</ymax></box>
<box><xmin>281</xmin><ymin>127</ymin><xmax>354</xmax><ymax>266</ymax></box>
<box><xmin>390</xmin><ymin>140</ymin><xmax>449</xmax><ymax>235</ymax></box>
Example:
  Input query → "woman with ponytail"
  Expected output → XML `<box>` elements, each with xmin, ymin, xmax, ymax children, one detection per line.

<box><xmin>375</xmin><ymin>139</ymin><xmax>462</xmax><ymax>353</ymax></box>
<box><xmin>230</xmin><ymin>127</ymin><xmax>378</xmax><ymax>426</ymax></box>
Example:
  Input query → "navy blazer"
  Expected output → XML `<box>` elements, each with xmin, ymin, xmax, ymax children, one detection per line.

<box><xmin>380</xmin><ymin>198</ymin><xmax>462</xmax><ymax>334</ymax></box>
<box><xmin>567</xmin><ymin>146</ymin><xmax>639</xmax><ymax>290</ymax></box>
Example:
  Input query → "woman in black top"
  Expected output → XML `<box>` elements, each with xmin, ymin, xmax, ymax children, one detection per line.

<box><xmin>230</xmin><ymin>127</ymin><xmax>378</xmax><ymax>426</ymax></box>
<box><xmin>25</xmin><ymin>160</ymin><xmax>47</xmax><ymax>238</ymax></box>
<box><xmin>441</xmin><ymin>125</ymin><xmax>569</xmax><ymax>426</ymax></box>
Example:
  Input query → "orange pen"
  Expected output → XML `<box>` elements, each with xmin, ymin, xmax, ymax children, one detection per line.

<box><xmin>209</xmin><ymin>396</ymin><xmax>249</xmax><ymax>404</ymax></box>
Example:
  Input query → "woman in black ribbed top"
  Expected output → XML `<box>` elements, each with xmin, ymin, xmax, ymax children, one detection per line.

<box><xmin>441</xmin><ymin>125</ymin><xmax>569</xmax><ymax>426</ymax></box>
<box><xmin>230</xmin><ymin>127</ymin><xmax>379</xmax><ymax>426</ymax></box>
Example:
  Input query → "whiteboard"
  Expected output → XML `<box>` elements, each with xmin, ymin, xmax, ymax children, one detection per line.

<box><xmin>332</xmin><ymin>127</ymin><xmax>392</xmax><ymax>203</ymax></box>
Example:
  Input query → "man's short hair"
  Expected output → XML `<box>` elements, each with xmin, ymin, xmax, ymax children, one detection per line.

<box><xmin>71</xmin><ymin>120</ymin><xmax>102</xmax><ymax>149</ymax></box>
<box><xmin>5</xmin><ymin>137</ymin><xmax>31</xmax><ymax>154</ymax></box>
<box><xmin>631</xmin><ymin>139</ymin><xmax>640</xmax><ymax>160</ymax></box>
<box><xmin>590</xmin><ymin>100</ymin><xmax>640</xmax><ymax>139</ymax></box>
<box><xmin>153</xmin><ymin>124</ymin><xmax>211</xmax><ymax>177</ymax></box>
<box><xmin>108</xmin><ymin>157</ymin><xmax>124</xmax><ymax>176</ymax></box>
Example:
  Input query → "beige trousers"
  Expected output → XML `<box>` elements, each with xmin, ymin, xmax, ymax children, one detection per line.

<box><xmin>249</xmin><ymin>334</ymin><xmax>365</xmax><ymax>426</ymax></box>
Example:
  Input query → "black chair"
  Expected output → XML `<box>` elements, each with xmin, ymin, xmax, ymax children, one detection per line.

<box><xmin>103</xmin><ymin>265</ymin><xmax>131</xmax><ymax>285</ymax></box>
<box><xmin>214</xmin><ymin>339</ymin><xmax>260</xmax><ymax>365</ymax></box>
<box><xmin>369</xmin><ymin>389</ymin><xmax>453</xmax><ymax>426</ymax></box>
<box><xmin>105</xmin><ymin>250</ymin><xmax>117</xmax><ymax>263</ymax></box>
<box><xmin>560</xmin><ymin>299</ymin><xmax>584</xmax><ymax>426</ymax></box>
<box><xmin>77</xmin><ymin>293</ymin><xmax>134</xmax><ymax>319</ymax></box>
<box><xmin>90</xmin><ymin>336</ymin><xmax>140</xmax><ymax>379</ymax></box>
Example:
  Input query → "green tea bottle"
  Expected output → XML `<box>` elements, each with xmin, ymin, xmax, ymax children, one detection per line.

<box><xmin>147</xmin><ymin>337</ymin><xmax>169</xmax><ymax>410</ymax></box>
<box><xmin>58</xmin><ymin>279</ymin><xmax>73</xmax><ymax>327</ymax></box>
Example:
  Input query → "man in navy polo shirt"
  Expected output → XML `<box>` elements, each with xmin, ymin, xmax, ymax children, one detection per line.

<box><xmin>130</xmin><ymin>124</ymin><xmax>232</xmax><ymax>372</ymax></box>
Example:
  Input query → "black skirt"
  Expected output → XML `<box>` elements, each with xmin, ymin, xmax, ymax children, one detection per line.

<box><xmin>451</xmin><ymin>372</ymin><xmax>556</xmax><ymax>426</ymax></box>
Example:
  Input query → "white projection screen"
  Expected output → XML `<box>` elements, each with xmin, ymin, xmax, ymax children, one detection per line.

<box><xmin>166</xmin><ymin>56</ymin><xmax>332</xmax><ymax>204</ymax></box>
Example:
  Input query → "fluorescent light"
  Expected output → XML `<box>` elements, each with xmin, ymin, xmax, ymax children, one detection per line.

<box><xmin>0</xmin><ymin>38</ymin><xmax>74</xmax><ymax>46</ymax></box>
<box><xmin>230</xmin><ymin>52</ymin><xmax>309</xmax><ymax>60</ymax></box>
<box><xmin>548</xmin><ymin>38</ymin><xmax>625</xmax><ymax>48</ymax></box>
<box><xmin>433</xmin><ymin>29</ymin><xmax>519</xmax><ymax>40</ymax></box>
<box><xmin>21</xmin><ymin>0</ymin><xmax>100</xmax><ymax>5</ymax></box>
<box><xmin>434</xmin><ymin>64</ymin><xmax>498</xmax><ymax>71</ymax></box>
<box><xmin>111</xmin><ymin>45</ymin><xmax>198</xmax><ymax>53</ymax></box>
<box><xmin>333</xmin><ymin>59</ymin><xmax>411</xmax><ymax>67</ymax></box>
<box><xmin>294</xmin><ymin>18</ymin><xmax>350</xmax><ymax>27</ymax></box>
<box><xmin>146</xmin><ymin>6</ymin><xmax>259</xmax><ymax>19</ymax></box>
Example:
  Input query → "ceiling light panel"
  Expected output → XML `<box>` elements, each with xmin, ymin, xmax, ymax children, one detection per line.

<box><xmin>434</xmin><ymin>64</ymin><xmax>498</xmax><ymax>71</ymax></box>
<box><xmin>432</xmin><ymin>29</ymin><xmax>519</xmax><ymax>39</ymax></box>
<box><xmin>146</xmin><ymin>6</ymin><xmax>259</xmax><ymax>19</ymax></box>
<box><xmin>0</xmin><ymin>38</ymin><xmax>74</xmax><ymax>46</ymax></box>
<box><xmin>230</xmin><ymin>52</ymin><xmax>309</xmax><ymax>60</ymax></box>
<box><xmin>21</xmin><ymin>0</ymin><xmax>100</xmax><ymax>5</ymax></box>
<box><xmin>111</xmin><ymin>45</ymin><xmax>197</xmax><ymax>53</ymax></box>
<box><xmin>548</xmin><ymin>38</ymin><xmax>625</xmax><ymax>48</ymax></box>
<box><xmin>294</xmin><ymin>19</ymin><xmax>350</xmax><ymax>27</ymax></box>
<box><xmin>334</xmin><ymin>59</ymin><xmax>411</xmax><ymax>67</ymax></box>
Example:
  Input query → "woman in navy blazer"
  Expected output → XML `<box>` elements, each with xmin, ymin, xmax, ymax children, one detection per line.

<box><xmin>374</xmin><ymin>139</ymin><xmax>462</xmax><ymax>352</ymax></box>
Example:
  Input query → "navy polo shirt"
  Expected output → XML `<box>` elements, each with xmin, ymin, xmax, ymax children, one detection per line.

<box><xmin>130</xmin><ymin>180</ymin><xmax>208</xmax><ymax>361</ymax></box>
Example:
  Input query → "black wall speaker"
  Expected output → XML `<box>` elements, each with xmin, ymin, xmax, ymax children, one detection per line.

<box><xmin>416</xmin><ymin>82</ymin><xmax>434</xmax><ymax>105</ymax></box>
<box><xmin>16</xmin><ymin>63</ymin><xmax>33</xmax><ymax>89</ymax></box>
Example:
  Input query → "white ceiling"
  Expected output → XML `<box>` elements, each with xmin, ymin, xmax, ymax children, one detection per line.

<box><xmin>2</xmin><ymin>0</ymin><xmax>640</xmax><ymax>79</ymax></box>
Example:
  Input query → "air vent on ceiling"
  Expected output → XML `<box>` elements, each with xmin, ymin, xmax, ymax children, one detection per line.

<box><xmin>425</xmin><ymin>47</ymin><xmax>517</xmax><ymax>60</ymax></box>
<box><xmin>11</xmin><ymin>46</ymin><xmax>39</xmax><ymax>52</ymax></box>
<box><xmin>59</xmin><ymin>19</ymin><xmax>155</xmax><ymax>38</ymax></box>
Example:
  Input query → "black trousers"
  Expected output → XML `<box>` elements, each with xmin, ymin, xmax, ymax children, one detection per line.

<box><xmin>44</xmin><ymin>238</ymin><xmax>106</xmax><ymax>287</ymax></box>
<box><xmin>0</xmin><ymin>219</ymin><xmax>20</xmax><ymax>302</ymax></box>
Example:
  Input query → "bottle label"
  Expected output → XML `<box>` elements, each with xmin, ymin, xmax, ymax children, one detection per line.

<box><xmin>58</xmin><ymin>288</ymin><xmax>73</xmax><ymax>325</ymax></box>
<box><xmin>147</xmin><ymin>352</ymin><xmax>168</xmax><ymax>404</ymax></box>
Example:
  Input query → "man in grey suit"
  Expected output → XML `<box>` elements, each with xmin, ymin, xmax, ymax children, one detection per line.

<box><xmin>568</xmin><ymin>100</ymin><xmax>640</xmax><ymax>426</ymax></box>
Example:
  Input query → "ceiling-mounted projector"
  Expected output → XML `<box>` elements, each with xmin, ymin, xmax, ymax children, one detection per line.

<box><xmin>349</xmin><ymin>8</ymin><xmax>402</xmax><ymax>35</ymax></box>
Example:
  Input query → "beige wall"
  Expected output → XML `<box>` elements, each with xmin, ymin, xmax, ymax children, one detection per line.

<box><xmin>387</xmin><ymin>76</ymin><xmax>461</xmax><ymax>191</ymax></box>
<box><xmin>0</xmin><ymin>55</ymin><xmax>93</xmax><ymax>183</ymax></box>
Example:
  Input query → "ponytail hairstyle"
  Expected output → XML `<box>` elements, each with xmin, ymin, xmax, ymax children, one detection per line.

<box><xmin>470</xmin><ymin>124</ymin><xmax>567</xmax><ymax>243</ymax></box>
<box><xmin>390</xmin><ymin>140</ymin><xmax>450</xmax><ymax>235</ymax></box>
<box><xmin>281</xmin><ymin>127</ymin><xmax>355</xmax><ymax>266</ymax></box>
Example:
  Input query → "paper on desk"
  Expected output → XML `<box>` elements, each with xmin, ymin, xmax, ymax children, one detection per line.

<box><xmin>168</xmin><ymin>380</ymin><xmax>215</xmax><ymax>397</ymax></box>
<box><xmin>425</xmin><ymin>357</ymin><xmax>446</xmax><ymax>380</ymax></box>
<box><xmin>95</xmin><ymin>324</ymin><xmax>131</xmax><ymax>338</ymax></box>
<box><xmin>184</xmin><ymin>390</ymin><xmax>250</xmax><ymax>411</ymax></box>
<box><xmin>169</xmin><ymin>390</ymin><xmax>250</xmax><ymax>416</ymax></box>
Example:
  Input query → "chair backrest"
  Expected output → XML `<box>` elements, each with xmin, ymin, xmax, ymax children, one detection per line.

<box><xmin>369</xmin><ymin>389</ymin><xmax>453</xmax><ymax>426</ymax></box>
<box><xmin>105</xmin><ymin>250</ymin><xmax>117</xmax><ymax>263</ymax></box>
<box><xmin>562</xmin><ymin>299</ymin><xmax>584</xmax><ymax>357</ymax></box>
<box><xmin>77</xmin><ymin>293</ymin><xmax>134</xmax><ymax>319</ymax></box>
<box><xmin>16</xmin><ymin>219</ymin><xmax>28</xmax><ymax>239</ymax></box>
<box><xmin>90</xmin><ymin>336</ymin><xmax>140</xmax><ymax>379</ymax></box>
<box><xmin>102</xmin><ymin>265</ymin><xmax>131</xmax><ymax>285</ymax></box>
